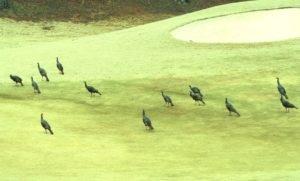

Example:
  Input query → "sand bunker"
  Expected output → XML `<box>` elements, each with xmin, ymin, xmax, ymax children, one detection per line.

<box><xmin>171</xmin><ymin>8</ymin><xmax>300</xmax><ymax>43</ymax></box>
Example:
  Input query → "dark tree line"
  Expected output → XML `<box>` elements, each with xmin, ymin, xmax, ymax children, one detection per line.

<box><xmin>0</xmin><ymin>0</ymin><xmax>9</xmax><ymax>9</ymax></box>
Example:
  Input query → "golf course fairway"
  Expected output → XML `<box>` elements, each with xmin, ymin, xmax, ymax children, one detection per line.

<box><xmin>0</xmin><ymin>0</ymin><xmax>300</xmax><ymax>180</ymax></box>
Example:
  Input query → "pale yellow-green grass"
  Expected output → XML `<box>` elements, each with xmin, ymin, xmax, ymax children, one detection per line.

<box><xmin>1</xmin><ymin>0</ymin><xmax>300</xmax><ymax>180</ymax></box>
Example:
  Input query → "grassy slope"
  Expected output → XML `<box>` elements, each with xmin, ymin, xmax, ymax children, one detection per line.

<box><xmin>1</xmin><ymin>0</ymin><xmax>300</xmax><ymax>180</ymax></box>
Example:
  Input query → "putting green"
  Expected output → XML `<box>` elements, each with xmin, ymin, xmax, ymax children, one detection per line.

<box><xmin>171</xmin><ymin>8</ymin><xmax>300</xmax><ymax>43</ymax></box>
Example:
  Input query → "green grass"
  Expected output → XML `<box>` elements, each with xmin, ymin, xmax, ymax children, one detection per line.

<box><xmin>1</xmin><ymin>0</ymin><xmax>300</xmax><ymax>180</ymax></box>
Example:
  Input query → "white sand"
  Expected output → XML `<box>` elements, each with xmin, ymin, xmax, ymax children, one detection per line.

<box><xmin>171</xmin><ymin>8</ymin><xmax>300</xmax><ymax>43</ymax></box>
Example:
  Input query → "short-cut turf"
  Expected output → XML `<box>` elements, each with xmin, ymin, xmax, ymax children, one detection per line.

<box><xmin>0</xmin><ymin>0</ymin><xmax>300</xmax><ymax>180</ymax></box>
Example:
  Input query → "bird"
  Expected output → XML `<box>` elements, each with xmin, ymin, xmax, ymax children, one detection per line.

<box><xmin>31</xmin><ymin>77</ymin><xmax>41</xmax><ymax>94</ymax></box>
<box><xmin>56</xmin><ymin>57</ymin><xmax>64</xmax><ymax>75</ymax></box>
<box><xmin>84</xmin><ymin>81</ymin><xmax>101</xmax><ymax>96</ymax></box>
<box><xmin>142</xmin><ymin>109</ymin><xmax>154</xmax><ymax>130</ymax></box>
<box><xmin>40</xmin><ymin>113</ymin><xmax>54</xmax><ymax>135</ymax></box>
<box><xmin>189</xmin><ymin>85</ymin><xmax>203</xmax><ymax>97</ymax></box>
<box><xmin>161</xmin><ymin>91</ymin><xmax>174</xmax><ymax>107</ymax></box>
<box><xmin>190</xmin><ymin>91</ymin><xmax>205</xmax><ymax>105</ymax></box>
<box><xmin>280</xmin><ymin>95</ymin><xmax>297</xmax><ymax>112</ymax></box>
<box><xmin>225</xmin><ymin>98</ymin><xmax>240</xmax><ymax>116</ymax></box>
<box><xmin>277</xmin><ymin>77</ymin><xmax>288</xmax><ymax>99</ymax></box>
<box><xmin>37</xmin><ymin>62</ymin><xmax>49</xmax><ymax>81</ymax></box>
<box><xmin>10</xmin><ymin>74</ymin><xmax>23</xmax><ymax>86</ymax></box>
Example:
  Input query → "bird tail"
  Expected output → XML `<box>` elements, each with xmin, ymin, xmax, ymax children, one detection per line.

<box><xmin>61</xmin><ymin>70</ymin><xmax>64</xmax><ymax>75</ymax></box>
<box><xmin>45</xmin><ymin>76</ymin><xmax>49</xmax><ymax>82</ymax></box>
<box><xmin>97</xmin><ymin>91</ymin><xmax>102</xmax><ymax>95</ymax></box>
<box><xmin>37</xmin><ymin>89</ymin><xmax>41</xmax><ymax>94</ymax></box>
<box><xmin>170</xmin><ymin>102</ymin><xmax>174</xmax><ymax>106</ymax></box>
<box><xmin>21</xmin><ymin>82</ymin><xmax>24</xmax><ymax>86</ymax></box>
<box><xmin>236</xmin><ymin>112</ymin><xmax>240</xmax><ymax>117</ymax></box>
<box><xmin>49</xmin><ymin>129</ymin><xmax>54</xmax><ymax>135</ymax></box>
<box><xmin>295</xmin><ymin>106</ymin><xmax>298</xmax><ymax>109</ymax></box>
<box><xmin>201</xmin><ymin>100</ymin><xmax>206</xmax><ymax>105</ymax></box>
<box><xmin>284</xmin><ymin>94</ymin><xmax>288</xmax><ymax>99</ymax></box>
<box><xmin>149</xmin><ymin>125</ymin><xmax>154</xmax><ymax>130</ymax></box>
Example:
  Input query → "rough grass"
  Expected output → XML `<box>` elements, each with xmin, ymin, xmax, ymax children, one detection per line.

<box><xmin>0</xmin><ymin>0</ymin><xmax>300</xmax><ymax>180</ymax></box>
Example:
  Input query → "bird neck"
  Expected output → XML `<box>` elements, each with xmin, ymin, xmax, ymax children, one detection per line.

<box><xmin>277</xmin><ymin>79</ymin><xmax>280</xmax><ymax>85</ymax></box>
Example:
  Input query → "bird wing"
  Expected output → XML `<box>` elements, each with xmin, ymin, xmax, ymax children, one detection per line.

<box><xmin>226</xmin><ymin>103</ymin><xmax>236</xmax><ymax>112</ymax></box>
<box><xmin>143</xmin><ymin>117</ymin><xmax>151</xmax><ymax>126</ymax></box>
<box><xmin>41</xmin><ymin>120</ymin><xmax>50</xmax><ymax>129</ymax></box>
<box><xmin>278</xmin><ymin>85</ymin><xmax>286</xmax><ymax>94</ymax></box>
<box><xmin>286</xmin><ymin>101</ymin><xmax>296</xmax><ymax>108</ymax></box>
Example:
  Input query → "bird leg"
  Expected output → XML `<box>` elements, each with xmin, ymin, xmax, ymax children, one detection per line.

<box><xmin>45</xmin><ymin>129</ymin><xmax>47</xmax><ymax>134</ymax></box>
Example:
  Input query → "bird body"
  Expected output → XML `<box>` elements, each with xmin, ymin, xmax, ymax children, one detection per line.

<box><xmin>84</xmin><ymin>81</ymin><xmax>101</xmax><ymax>96</ymax></box>
<box><xmin>40</xmin><ymin>113</ymin><xmax>53</xmax><ymax>135</ymax></box>
<box><xmin>225</xmin><ymin>98</ymin><xmax>240</xmax><ymax>116</ymax></box>
<box><xmin>56</xmin><ymin>57</ymin><xmax>64</xmax><ymax>75</ymax></box>
<box><xmin>190</xmin><ymin>91</ymin><xmax>205</xmax><ymax>105</ymax></box>
<box><xmin>280</xmin><ymin>96</ymin><xmax>297</xmax><ymax>112</ymax></box>
<box><xmin>37</xmin><ymin>63</ymin><xmax>49</xmax><ymax>81</ymax></box>
<box><xmin>189</xmin><ymin>85</ymin><xmax>203</xmax><ymax>97</ymax></box>
<box><xmin>277</xmin><ymin>77</ymin><xmax>288</xmax><ymax>99</ymax></box>
<box><xmin>161</xmin><ymin>91</ymin><xmax>174</xmax><ymax>107</ymax></box>
<box><xmin>143</xmin><ymin>110</ymin><xmax>154</xmax><ymax>130</ymax></box>
<box><xmin>31</xmin><ymin>77</ymin><xmax>41</xmax><ymax>94</ymax></box>
<box><xmin>10</xmin><ymin>74</ymin><xmax>23</xmax><ymax>86</ymax></box>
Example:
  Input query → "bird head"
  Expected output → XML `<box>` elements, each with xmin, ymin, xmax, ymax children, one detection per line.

<box><xmin>41</xmin><ymin>113</ymin><xmax>43</xmax><ymax>119</ymax></box>
<box><xmin>56</xmin><ymin>57</ymin><xmax>59</xmax><ymax>62</ymax></box>
<box><xmin>31</xmin><ymin>76</ymin><xmax>33</xmax><ymax>80</ymax></box>
<box><xmin>142</xmin><ymin>109</ymin><xmax>145</xmax><ymax>116</ymax></box>
<box><xmin>9</xmin><ymin>74</ymin><xmax>12</xmax><ymax>77</ymax></box>
<box><xmin>225</xmin><ymin>98</ymin><xmax>228</xmax><ymax>103</ymax></box>
<box><xmin>189</xmin><ymin>85</ymin><xmax>192</xmax><ymax>88</ymax></box>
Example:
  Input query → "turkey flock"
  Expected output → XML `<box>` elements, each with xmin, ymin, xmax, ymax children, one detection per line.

<box><xmin>8</xmin><ymin>57</ymin><xmax>298</xmax><ymax>135</ymax></box>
